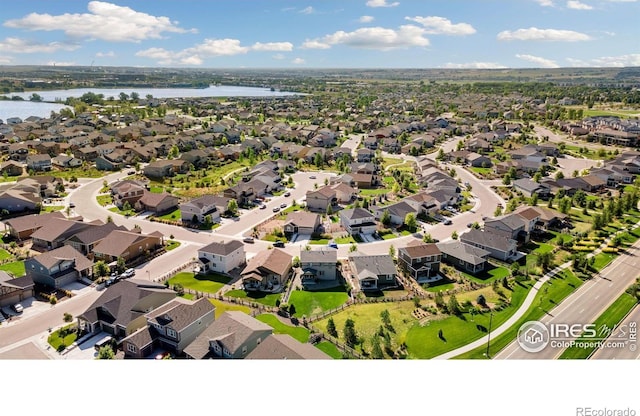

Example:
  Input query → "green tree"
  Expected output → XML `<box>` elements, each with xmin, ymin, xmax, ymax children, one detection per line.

<box><xmin>226</xmin><ymin>199</ymin><xmax>238</xmax><ymax>216</ymax></box>
<box><xmin>422</xmin><ymin>233</ymin><xmax>434</xmax><ymax>243</ymax></box>
<box><xmin>536</xmin><ymin>251</ymin><xmax>554</xmax><ymax>271</ymax></box>
<box><xmin>451</xmin><ymin>230</ymin><xmax>459</xmax><ymax>240</ymax></box>
<box><xmin>404</xmin><ymin>213</ymin><xmax>417</xmax><ymax>231</ymax></box>
<box><xmin>494</xmin><ymin>206</ymin><xmax>503</xmax><ymax>217</ymax></box>
<box><xmin>343</xmin><ymin>318</ymin><xmax>359</xmax><ymax>348</ymax></box>
<box><xmin>327</xmin><ymin>317</ymin><xmax>338</xmax><ymax>338</ymax></box>
<box><xmin>98</xmin><ymin>345</ymin><xmax>114</xmax><ymax>359</ymax></box>
<box><xmin>371</xmin><ymin>337</ymin><xmax>384</xmax><ymax>359</ymax></box>
<box><xmin>381</xmin><ymin>209</ymin><xmax>391</xmax><ymax>227</ymax></box>
<box><xmin>448</xmin><ymin>293</ymin><xmax>461</xmax><ymax>315</ymax></box>
<box><xmin>63</xmin><ymin>312</ymin><xmax>73</xmax><ymax>323</ymax></box>
<box><xmin>94</xmin><ymin>260</ymin><xmax>110</xmax><ymax>277</ymax></box>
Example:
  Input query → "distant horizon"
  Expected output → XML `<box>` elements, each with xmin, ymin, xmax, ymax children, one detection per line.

<box><xmin>0</xmin><ymin>1</ymin><xmax>639</xmax><ymax>68</ymax></box>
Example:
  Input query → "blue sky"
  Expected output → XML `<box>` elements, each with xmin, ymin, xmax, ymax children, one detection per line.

<box><xmin>0</xmin><ymin>0</ymin><xmax>639</xmax><ymax>68</ymax></box>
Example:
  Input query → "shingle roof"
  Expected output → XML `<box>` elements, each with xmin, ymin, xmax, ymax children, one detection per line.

<box><xmin>245</xmin><ymin>334</ymin><xmax>331</xmax><ymax>360</ymax></box>
<box><xmin>199</xmin><ymin>240</ymin><xmax>244</xmax><ymax>256</ymax></box>
<box><xmin>341</xmin><ymin>208</ymin><xmax>374</xmax><ymax>220</ymax></box>
<box><xmin>66</xmin><ymin>222</ymin><xmax>126</xmax><ymax>245</ymax></box>
<box><xmin>300</xmin><ymin>248</ymin><xmax>337</xmax><ymax>264</ymax></box>
<box><xmin>30</xmin><ymin>217</ymin><xmax>96</xmax><ymax>242</ymax></box>
<box><xmin>93</xmin><ymin>230</ymin><xmax>162</xmax><ymax>257</ymax></box>
<box><xmin>241</xmin><ymin>248</ymin><xmax>292</xmax><ymax>278</ymax></box>
<box><xmin>460</xmin><ymin>228</ymin><xmax>516</xmax><ymax>252</ymax></box>
<box><xmin>4</xmin><ymin>211</ymin><xmax>64</xmax><ymax>233</ymax></box>
<box><xmin>285</xmin><ymin>211</ymin><xmax>320</xmax><ymax>229</ymax></box>
<box><xmin>348</xmin><ymin>252</ymin><xmax>396</xmax><ymax>277</ymax></box>
<box><xmin>145</xmin><ymin>297</ymin><xmax>215</xmax><ymax>332</ymax></box>
<box><xmin>399</xmin><ymin>242</ymin><xmax>441</xmax><ymax>258</ymax></box>
<box><xmin>30</xmin><ymin>245</ymin><xmax>93</xmax><ymax>272</ymax></box>
<box><xmin>437</xmin><ymin>240</ymin><xmax>490</xmax><ymax>266</ymax></box>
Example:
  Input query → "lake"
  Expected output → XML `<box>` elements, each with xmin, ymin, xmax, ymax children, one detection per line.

<box><xmin>0</xmin><ymin>85</ymin><xmax>302</xmax><ymax>121</ymax></box>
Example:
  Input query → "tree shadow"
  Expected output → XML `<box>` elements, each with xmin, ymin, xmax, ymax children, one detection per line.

<box><xmin>476</xmin><ymin>324</ymin><xmax>488</xmax><ymax>333</ymax></box>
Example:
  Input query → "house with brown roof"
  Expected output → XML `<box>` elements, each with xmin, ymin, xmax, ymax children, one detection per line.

<box><xmin>0</xmin><ymin>188</ymin><xmax>42</xmax><ymax>214</ymax></box>
<box><xmin>122</xmin><ymin>297</ymin><xmax>216</xmax><ymax>358</ymax></box>
<box><xmin>64</xmin><ymin>222</ymin><xmax>127</xmax><ymax>257</ymax></box>
<box><xmin>135</xmin><ymin>191</ymin><xmax>179</xmax><ymax>214</ymax></box>
<box><xmin>92</xmin><ymin>229</ymin><xmax>164</xmax><ymax>263</ymax></box>
<box><xmin>25</xmin><ymin>245</ymin><xmax>93</xmax><ymax>288</ymax></box>
<box><xmin>0</xmin><ymin>160</ymin><xmax>24</xmax><ymax>176</ymax></box>
<box><xmin>398</xmin><ymin>240</ymin><xmax>442</xmax><ymax>282</ymax></box>
<box><xmin>143</xmin><ymin>159</ymin><xmax>189</xmax><ymax>179</ymax></box>
<box><xmin>197</xmin><ymin>240</ymin><xmax>246</xmax><ymax>275</ymax></box>
<box><xmin>110</xmin><ymin>180</ymin><xmax>147</xmax><ymax>209</ymax></box>
<box><xmin>183</xmin><ymin>311</ymin><xmax>273</xmax><ymax>359</ymax></box>
<box><xmin>245</xmin><ymin>334</ymin><xmax>331</xmax><ymax>360</ymax></box>
<box><xmin>0</xmin><ymin>271</ymin><xmax>34</xmax><ymax>307</ymax></box>
<box><xmin>31</xmin><ymin>217</ymin><xmax>98</xmax><ymax>251</ymax></box>
<box><xmin>3</xmin><ymin>211</ymin><xmax>65</xmax><ymax>240</ymax></box>
<box><xmin>305</xmin><ymin>186</ymin><xmax>337</xmax><ymax>213</ymax></box>
<box><xmin>77</xmin><ymin>279</ymin><xmax>176</xmax><ymax>339</ymax></box>
<box><xmin>180</xmin><ymin>194</ymin><xmax>229</xmax><ymax>223</ymax></box>
<box><xmin>241</xmin><ymin>248</ymin><xmax>292</xmax><ymax>292</ymax></box>
<box><xmin>283</xmin><ymin>211</ymin><xmax>321</xmax><ymax>236</ymax></box>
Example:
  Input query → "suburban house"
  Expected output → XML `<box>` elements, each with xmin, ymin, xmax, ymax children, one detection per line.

<box><xmin>348</xmin><ymin>252</ymin><xmax>397</xmax><ymax>291</ymax></box>
<box><xmin>31</xmin><ymin>217</ymin><xmax>98</xmax><ymax>251</ymax></box>
<box><xmin>179</xmin><ymin>194</ymin><xmax>230</xmax><ymax>223</ymax></box>
<box><xmin>460</xmin><ymin>229</ymin><xmax>518</xmax><ymax>262</ymax></box>
<box><xmin>183</xmin><ymin>311</ymin><xmax>274</xmax><ymax>359</ymax></box>
<box><xmin>25</xmin><ymin>245</ymin><xmax>93</xmax><ymax>289</ymax></box>
<box><xmin>245</xmin><ymin>334</ymin><xmax>331</xmax><ymax>359</ymax></box>
<box><xmin>0</xmin><ymin>272</ymin><xmax>34</xmax><ymax>308</ymax></box>
<box><xmin>122</xmin><ymin>297</ymin><xmax>216</xmax><ymax>358</ymax></box>
<box><xmin>436</xmin><ymin>240</ymin><xmax>491</xmax><ymax>274</ymax></box>
<box><xmin>300</xmin><ymin>248</ymin><xmax>338</xmax><ymax>286</ymax></box>
<box><xmin>339</xmin><ymin>208</ymin><xmax>377</xmax><ymax>236</ymax></box>
<box><xmin>0</xmin><ymin>160</ymin><xmax>24</xmax><ymax>176</ymax></box>
<box><xmin>111</xmin><ymin>180</ymin><xmax>147</xmax><ymax>209</ymax></box>
<box><xmin>241</xmin><ymin>248</ymin><xmax>293</xmax><ymax>292</ymax></box>
<box><xmin>223</xmin><ymin>181</ymin><xmax>259</xmax><ymax>206</ymax></box>
<box><xmin>77</xmin><ymin>279</ymin><xmax>176</xmax><ymax>339</ymax></box>
<box><xmin>135</xmin><ymin>191</ymin><xmax>180</xmax><ymax>214</ymax></box>
<box><xmin>64</xmin><ymin>222</ymin><xmax>128</xmax><ymax>257</ymax></box>
<box><xmin>483</xmin><ymin>215</ymin><xmax>528</xmax><ymax>242</ymax></box>
<box><xmin>143</xmin><ymin>159</ymin><xmax>189</xmax><ymax>178</ymax></box>
<box><xmin>0</xmin><ymin>188</ymin><xmax>41</xmax><ymax>214</ymax></box>
<box><xmin>3</xmin><ymin>211</ymin><xmax>65</xmax><ymax>240</ymax></box>
<box><xmin>92</xmin><ymin>229</ymin><xmax>164</xmax><ymax>263</ymax></box>
<box><xmin>197</xmin><ymin>240</ymin><xmax>246</xmax><ymax>275</ymax></box>
<box><xmin>372</xmin><ymin>201</ymin><xmax>417</xmax><ymax>226</ymax></box>
<box><xmin>283</xmin><ymin>211</ymin><xmax>321</xmax><ymax>236</ymax></box>
<box><xmin>305</xmin><ymin>186</ymin><xmax>337</xmax><ymax>213</ymax></box>
<box><xmin>512</xmin><ymin>178</ymin><xmax>552</xmax><ymax>199</ymax></box>
<box><xmin>397</xmin><ymin>241</ymin><xmax>442</xmax><ymax>282</ymax></box>
<box><xmin>25</xmin><ymin>154</ymin><xmax>52</xmax><ymax>172</ymax></box>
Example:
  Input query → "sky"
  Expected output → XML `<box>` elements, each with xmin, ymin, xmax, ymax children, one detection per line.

<box><xmin>0</xmin><ymin>0</ymin><xmax>639</xmax><ymax>69</ymax></box>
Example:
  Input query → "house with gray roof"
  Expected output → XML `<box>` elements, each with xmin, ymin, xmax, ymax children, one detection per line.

<box><xmin>348</xmin><ymin>252</ymin><xmax>397</xmax><ymax>291</ymax></box>
<box><xmin>197</xmin><ymin>240</ymin><xmax>246</xmax><ymax>275</ymax></box>
<box><xmin>484</xmin><ymin>214</ymin><xmax>528</xmax><ymax>242</ymax></box>
<box><xmin>512</xmin><ymin>178</ymin><xmax>551</xmax><ymax>199</ymax></box>
<box><xmin>339</xmin><ymin>208</ymin><xmax>376</xmax><ymax>236</ymax></box>
<box><xmin>245</xmin><ymin>334</ymin><xmax>331</xmax><ymax>360</ymax></box>
<box><xmin>25</xmin><ymin>245</ymin><xmax>93</xmax><ymax>289</ymax></box>
<box><xmin>300</xmin><ymin>248</ymin><xmax>338</xmax><ymax>286</ymax></box>
<box><xmin>436</xmin><ymin>240</ymin><xmax>490</xmax><ymax>274</ymax></box>
<box><xmin>241</xmin><ymin>248</ymin><xmax>292</xmax><ymax>292</ymax></box>
<box><xmin>397</xmin><ymin>241</ymin><xmax>442</xmax><ymax>282</ymax></box>
<box><xmin>180</xmin><ymin>194</ymin><xmax>229</xmax><ymax>223</ymax></box>
<box><xmin>183</xmin><ymin>311</ymin><xmax>273</xmax><ymax>359</ymax></box>
<box><xmin>0</xmin><ymin>271</ymin><xmax>34</xmax><ymax>308</ymax></box>
<box><xmin>283</xmin><ymin>211</ymin><xmax>321</xmax><ymax>236</ymax></box>
<box><xmin>460</xmin><ymin>228</ymin><xmax>518</xmax><ymax>262</ymax></box>
<box><xmin>372</xmin><ymin>201</ymin><xmax>417</xmax><ymax>226</ymax></box>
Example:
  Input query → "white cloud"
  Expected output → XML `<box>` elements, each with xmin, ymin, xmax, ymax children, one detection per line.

<box><xmin>497</xmin><ymin>27</ymin><xmax>591</xmax><ymax>41</ymax></box>
<box><xmin>4</xmin><ymin>1</ymin><xmax>195</xmax><ymax>43</ymax></box>
<box><xmin>535</xmin><ymin>0</ymin><xmax>555</xmax><ymax>6</ymax></box>
<box><xmin>515</xmin><ymin>54</ymin><xmax>559</xmax><ymax>68</ymax></box>
<box><xmin>566</xmin><ymin>57</ymin><xmax>589</xmax><ymax>66</ymax></box>
<box><xmin>292</xmin><ymin>58</ymin><xmax>306</xmax><ymax>65</ymax></box>
<box><xmin>300</xmin><ymin>6</ymin><xmax>315</xmax><ymax>14</ymax></box>
<box><xmin>0</xmin><ymin>56</ymin><xmax>12</xmax><ymax>64</ymax></box>
<box><xmin>359</xmin><ymin>15</ymin><xmax>375</xmax><ymax>23</ymax></box>
<box><xmin>45</xmin><ymin>61</ymin><xmax>76</xmax><ymax>66</ymax></box>
<box><xmin>0</xmin><ymin>37</ymin><xmax>79</xmax><ymax>53</ymax></box>
<box><xmin>405</xmin><ymin>16</ymin><xmax>476</xmax><ymax>35</ymax></box>
<box><xmin>272</xmin><ymin>53</ymin><xmax>286</xmax><ymax>60</ymax></box>
<box><xmin>251</xmin><ymin>42</ymin><xmax>293</xmax><ymax>52</ymax></box>
<box><xmin>366</xmin><ymin>0</ymin><xmax>400</xmax><ymax>8</ymax></box>
<box><xmin>304</xmin><ymin>25</ymin><xmax>429</xmax><ymax>51</ymax></box>
<box><xmin>95</xmin><ymin>51</ymin><xmax>115</xmax><ymax>58</ymax></box>
<box><xmin>443</xmin><ymin>62</ymin><xmax>507</xmax><ymax>69</ymax></box>
<box><xmin>591</xmin><ymin>53</ymin><xmax>640</xmax><ymax>67</ymax></box>
<box><xmin>567</xmin><ymin>0</ymin><xmax>593</xmax><ymax>9</ymax></box>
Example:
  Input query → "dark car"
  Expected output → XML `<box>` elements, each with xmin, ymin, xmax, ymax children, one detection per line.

<box><xmin>284</xmin><ymin>192</ymin><xmax>291</xmax><ymax>197</ymax></box>
<box><xmin>272</xmin><ymin>207</ymin><xmax>280</xmax><ymax>212</ymax></box>
<box><xmin>273</xmin><ymin>241</ymin><xmax>285</xmax><ymax>248</ymax></box>
<box><xmin>280</xmin><ymin>203</ymin><xmax>287</xmax><ymax>208</ymax></box>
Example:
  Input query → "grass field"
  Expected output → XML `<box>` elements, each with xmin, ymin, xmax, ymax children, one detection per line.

<box><xmin>559</xmin><ymin>292</ymin><xmax>638</xmax><ymax>359</ymax></box>
<box><xmin>455</xmin><ymin>270</ymin><xmax>583</xmax><ymax>359</ymax></box>
<box><xmin>167</xmin><ymin>272</ymin><xmax>231</xmax><ymax>294</ymax></box>
<box><xmin>208</xmin><ymin>299</ymin><xmax>251</xmax><ymax>318</ymax></box>
<box><xmin>0</xmin><ymin>261</ymin><xmax>25</xmax><ymax>277</ymax></box>
<box><xmin>165</xmin><ymin>240</ymin><xmax>181</xmax><ymax>251</ymax></box>
<box><xmin>256</xmin><ymin>314</ymin><xmax>310</xmax><ymax>343</ymax></box>
<box><xmin>288</xmin><ymin>287</ymin><xmax>350</xmax><ymax>318</ymax></box>
<box><xmin>156</xmin><ymin>209</ymin><xmax>181</xmax><ymax>221</ymax></box>
<box><xmin>0</xmin><ymin>249</ymin><xmax>12</xmax><ymax>261</ymax></box>
<box><xmin>47</xmin><ymin>324</ymin><xmax>78</xmax><ymax>351</ymax></box>
<box><xmin>462</xmin><ymin>265</ymin><xmax>511</xmax><ymax>285</ymax></box>
<box><xmin>225</xmin><ymin>289</ymin><xmax>281</xmax><ymax>307</ymax></box>
<box><xmin>315</xmin><ymin>341</ymin><xmax>341</xmax><ymax>359</ymax></box>
<box><xmin>96</xmin><ymin>194</ymin><xmax>112</xmax><ymax>207</ymax></box>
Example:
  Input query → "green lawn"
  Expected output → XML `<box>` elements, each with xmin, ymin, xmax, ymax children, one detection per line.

<box><xmin>309</xmin><ymin>239</ymin><xmax>330</xmax><ymax>245</ymax></box>
<box><xmin>40</xmin><ymin>167</ymin><xmax>105</xmax><ymax>179</ymax></box>
<box><xmin>96</xmin><ymin>194</ymin><xmax>112</xmax><ymax>207</ymax></box>
<box><xmin>405</xmin><ymin>280</ymin><xmax>533</xmax><ymax>359</ymax></box>
<box><xmin>156</xmin><ymin>209</ymin><xmax>181</xmax><ymax>221</ymax></box>
<box><xmin>288</xmin><ymin>288</ymin><xmax>350</xmax><ymax>318</ymax></box>
<box><xmin>208</xmin><ymin>299</ymin><xmax>251</xmax><ymax>318</ymax></box>
<box><xmin>455</xmin><ymin>270</ymin><xmax>583</xmax><ymax>359</ymax></box>
<box><xmin>559</xmin><ymin>292</ymin><xmax>637</xmax><ymax>359</ymax></box>
<box><xmin>165</xmin><ymin>240</ymin><xmax>181</xmax><ymax>251</ymax></box>
<box><xmin>167</xmin><ymin>272</ymin><xmax>231</xmax><ymax>294</ymax></box>
<box><xmin>47</xmin><ymin>324</ymin><xmax>78</xmax><ymax>351</ymax></box>
<box><xmin>0</xmin><ymin>261</ymin><xmax>25</xmax><ymax>277</ymax></box>
<box><xmin>108</xmin><ymin>206</ymin><xmax>135</xmax><ymax>217</ymax></box>
<box><xmin>592</xmin><ymin>252</ymin><xmax>615</xmax><ymax>272</ymax></box>
<box><xmin>225</xmin><ymin>289</ymin><xmax>281</xmax><ymax>307</ymax></box>
<box><xmin>334</xmin><ymin>236</ymin><xmax>356</xmax><ymax>244</ymax></box>
<box><xmin>0</xmin><ymin>249</ymin><xmax>12</xmax><ymax>261</ymax></box>
<box><xmin>425</xmin><ymin>282</ymin><xmax>455</xmax><ymax>292</ymax></box>
<box><xmin>256</xmin><ymin>314</ymin><xmax>310</xmax><ymax>343</ymax></box>
<box><xmin>462</xmin><ymin>265</ymin><xmax>511</xmax><ymax>285</ymax></box>
<box><xmin>359</xmin><ymin>188</ymin><xmax>392</xmax><ymax>196</ymax></box>
<box><xmin>40</xmin><ymin>205</ymin><xmax>65</xmax><ymax>213</ymax></box>
<box><xmin>315</xmin><ymin>341</ymin><xmax>341</xmax><ymax>359</ymax></box>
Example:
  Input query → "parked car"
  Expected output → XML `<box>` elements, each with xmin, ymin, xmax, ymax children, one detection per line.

<box><xmin>122</xmin><ymin>268</ymin><xmax>135</xmax><ymax>278</ymax></box>
<box><xmin>69</xmin><ymin>202</ymin><xmax>76</xmax><ymax>208</ymax></box>
<box><xmin>272</xmin><ymin>207</ymin><xmax>280</xmax><ymax>212</ymax></box>
<box><xmin>328</xmin><ymin>242</ymin><xmax>338</xmax><ymax>249</ymax></box>
<box><xmin>273</xmin><ymin>241</ymin><xmax>285</xmax><ymax>248</ymax></box>
<box><xmin>284</xmin><ymin>192</ymin><xmax>291</xmax><ymax>197</ymax></box>
<box><xmin>443</xmin><ymin>219</ymin><xmax>452</xmax><ymax>225</ymax></box>
<box><xmin>243</xmin><ymin>237</ymin><xmax>255</xmax><ymax>243</ymax></box>
<box><xmin>280</xmin><ymin>203</ymin><xmax>287</xmax><ymax>208</ymax></box>
<box><xmin>309</xmin><ymin>175</ymin><xmax>316</xmax><ymax>179</ymax></box>
<box><xmin>127</xmin><ymin>170</ymin><xmax>136</xmax><ymax>175</ymax></box>
<box><xmin>12</xmin><ymin>303</ymin><xmax>24</xmax><ymax>313</ymax></box>
<box><xmin>259</xmin><ymin>204</ymin><xmax>266</xmax><ymax>209</ymax></box>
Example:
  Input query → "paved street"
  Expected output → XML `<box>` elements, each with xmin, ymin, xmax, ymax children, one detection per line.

<box><xmin>590</xmin><ymin>305</ymin><xmax>640</xmax><ymax>360</ymax></box>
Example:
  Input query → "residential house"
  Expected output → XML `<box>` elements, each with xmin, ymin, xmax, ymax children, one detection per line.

<box><xmin>31</xmin><ymin>217</ymin><xmax>98</xmax><ymax>251</ymax></box>
<box><xmin>122</xmin><ymin>297</ymin><xmax>216</xmax><ymax>358</ymax></box>
<box><xmin>356</xmin><ymin>148</ymin><xmax>374</xmax><ymax>163</ymax></box>
<box><xmin>183</xmin><ymin>311</ymin><xmax>273</xmax><ymax>359</ymax></box>
<box><xmin>25</xmin><ymin>154</ymin><xmax>52</xmax><ymax>172</ymax></box>
<box><xmin>0</xmin><ymin>272</ymin><xmax>34</xmax><ymax>308</ymax></box>
<box><xmin>143</xmin><ymin>159</ymin><xmax>189</xmax><ymax>179</ymax></box>
<box><xmin>466</xmin><ymin>152</ymin><xmax>492</xmax><ymax>168</ymax></box>
<box><xmin>300</xmin><ymin>248</ymin><xmax>338</xmax><ymax>286</ymax></box>
<box><xmin>77</xmin><ymin>279</ymin><xmax>176</xmax><ymax>339</ymax></box>
<box><xmin>283</xmin><ymin>211</ymin><xmax>321</xmax><ymax>236</ymax></box>
<box><xmin>437</xmin><ymin>240</ymin><xmax>490</xmax><ymax>274</ymax></box>
<box><xmin>372</xmin><ymin>201</ymin><xmax>417</xmax><ymax>226</ymax></box>
<box><xmin>25</xmin><ymin>245</ymin><xmax>93</xmax><ymax>289</ymax></box>
<box><xmin>397</xmin><ymin>241</ymin><xmax>442</xmax><ymax>282</ymax></box>
<box><xmin>197</xmin><ymin>240</ymin><xmax>246</xmax><ymax>275</ymax></box>
<box><xmin>245</xmin><ymin>334</ymin><xmax>331</xmax><ymax>360</ymax></box>
<box><xmin>241</xmin><ymin>248</ymin><xmax>293</xmax><ymax>292</ymax></box>
<box><xmin>0</xmin><ymin>160</ymin><xmax>24</xmax><ymax>176</ymax></box>
<box><xmin>484</xmin><ymin>215</ymin><xmax>528</xmax><ymax>242</ymax></box>
<box><xmin>460</xmin><ymin>228</ymin><xmax>518</xmax><ymax>262</ymax></box>
<box><xmin>330</xmin><ymin>182</ymin><xmax>357</xmax><ymax>204</ymax></box>
<box><xmin>0</xmin><ymin>188</ymin><xmax>41</xmax><ymax>214</ymax></box>
<box><xmin>180</xmin><ymin>194</ymin><xmax>229</xmax><ymax>223</ymax></box>
<box><xmin>111</xmin><ymin>180</ymin><xmax>147</xmax><ymax>209</ymax></box>
<box><xmin>305</xmin><ymin>186</ymin><xmax>337</xmax><ymax>213</ymax></box>
<box><xmin>512</xmin><ymin>178</ymin><xmax>551</xmax><ymax>199</ymax></box>
<box><xmin>135</xmin><ymin>191</ymin><xmax>180</xmax><ymax>214</ymax></box>
<box><xmin>339</xmin><ymin>208</ymin><xmax>377</xmax><ymax>236</ymax></box>
<box><xmin>52</xmin><ymin>154</ymin><xmax>82</xmax><ymax>168</ymax></box>
<box><xmin>92</xmin><ymin>229</ymin><xmax>164</xmax><ymax>263</ymax></box>
<box><xmin>64</xmin><ymin>222</ymin><xmax>127</xmax><ymax>257</ymax></box>
<box><xmin>348</xmin><ymin>252</ymin><xmax>397</xmax><ymax>291</ymax></box>
<box><xmin>3</xmin><ymin>211</ymin><xmax>65</xmax><ymax>240</ymax></box>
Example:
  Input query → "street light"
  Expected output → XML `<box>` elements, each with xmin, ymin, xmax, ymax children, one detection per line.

<box><xmin>485</xmin><ymin>311</ymin><xmax>494</xmax><ymax>359</ymax></box>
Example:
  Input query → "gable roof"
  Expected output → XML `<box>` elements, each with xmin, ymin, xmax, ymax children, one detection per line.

<box><xmin>92</xmin><ymin>230</ymin><xmax>162</xmax><ymax>257</ymax></box>
<box><xmin>348</xmin><ymin>252</ymin><xmax>396</xmax><ymax>277</ymax></box>
<box><xmin>241</xmin><ymin>248</ymin><xmax>292</xmax><ymax>277</ymax></box>
<box><xmin>30</xmin><ymin>245</ymin><xmax>93</xmax><ymax>272</ymax></box>
<box><xmin>199</xmin><ymin>240</ymin><xmax>244</xmax><ymax>256</ymax></box>
<box><xmin>285</xmin><ymin>211</ymin><xmax>320</xmax><ymax>229</ymax></box>
<box><xmin>245</xmin><ymin>334</ymin><xmax>331</xmax><ymax>360</ymax></box>
<box><xmin>300</xmin><ymin>248</ymin><xmax>337</xmax><ymax>264</ymax></box>
<box><xmin>4</xmin><ymin>211</ymin><xmax>65</xmax><ymax>233</ymax></box>
<box><xmin>436</xmin><ymin>240</ymin><xmax>490</xmax><ymax>266</ymax></box>
<box><xmin>460</xmin><ymin>228</ymin><xmax>516</xmax><ymax>252</ymax></box>
<box><xmin>145</xmin><ymin>297</ymin><xmax>215</xmax><ymax>332</ymax></box>
<box><xmin>30</xmin><ymin>218</ymin><xmax>97</xmax><ymax>243</ymax></box>
<box><xmin>399</xmin><ymin>241</ymin><xmax>441</xmax><ymax>258</ymax></box>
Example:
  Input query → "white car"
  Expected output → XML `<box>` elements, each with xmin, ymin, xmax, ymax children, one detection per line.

<box><xmin>12</xmin><ymin>303</ymin><xmax>24</xmax><ymax>313</ymax></box>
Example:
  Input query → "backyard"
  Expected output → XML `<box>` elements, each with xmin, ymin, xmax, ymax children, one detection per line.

<box><xmin>167</xmin><ymin>272</ymin><xmax>231</xmax><ymax>295</ymax></box>
<box><xmin>287</xmin><ymin>287</ymin><xmax>350</xmax><ymax>318</ymax></box>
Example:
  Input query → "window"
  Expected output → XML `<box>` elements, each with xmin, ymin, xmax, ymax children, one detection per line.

<box><xmin>166</xmin><ymin>328</ymin><xmax>177</xmax><ymax>338</ymax></box>
<box><xmin>127</xmin><ymin>344</ymin><xmax>137</xmax><ymax>353</ymax></box>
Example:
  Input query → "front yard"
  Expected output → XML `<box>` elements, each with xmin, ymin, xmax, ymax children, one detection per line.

<box><xmin>168</xmin><ymin>272</ymin><xmax>231</xmax><ymax>295</ymax></box>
